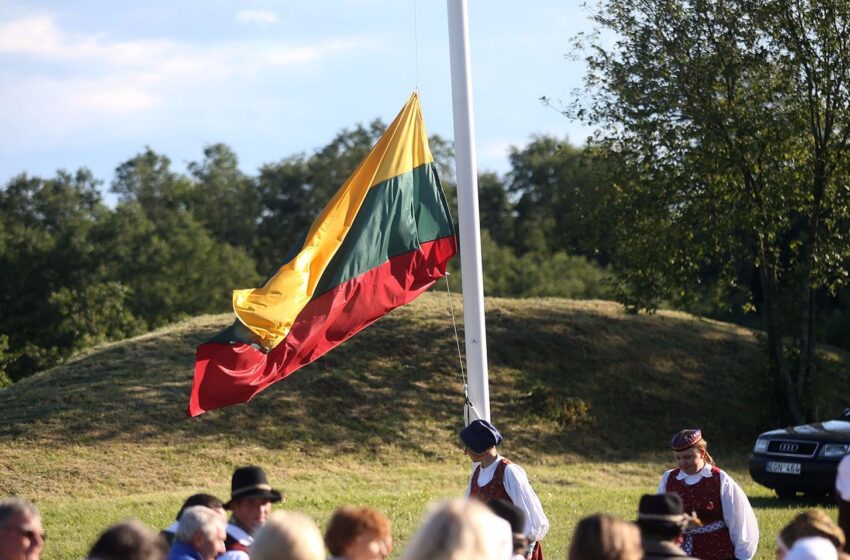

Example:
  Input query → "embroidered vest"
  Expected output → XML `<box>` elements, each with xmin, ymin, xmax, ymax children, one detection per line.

<box><xmin>469</xmin><ymin>459</ymin><xmax>544</xmax><ymax>560</ymax></box>
<box><xmin>470</xmin><ymin>458</ymin><xmax>513</xmax><ymax>503</ymax></box>
<box><xmin>665</xmin><ymin>467</ymin><xmax>735</xmax><ymax>560</ymax></box>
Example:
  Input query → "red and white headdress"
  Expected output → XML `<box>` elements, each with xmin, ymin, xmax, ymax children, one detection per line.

<box><xmin>671</xmin><ymin>428</ymin><xmax>703</xmax><ymax>451</ymax></box>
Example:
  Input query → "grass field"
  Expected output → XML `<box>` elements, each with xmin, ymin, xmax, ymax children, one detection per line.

<box><xmin>2</xmin><ymin>293</ymin><xmax>848</xmax><ymax>559</ymax></box>
<box><xmin>11</xmin><ymin>451</ymin><xmax>832</xmax><ymax>560</ymax></box>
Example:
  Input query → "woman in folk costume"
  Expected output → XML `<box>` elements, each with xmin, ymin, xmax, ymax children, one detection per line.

<box><xmin>657</xmin><ymin>429</ymin><xmax>758</xmax><ymax>560</ymax></box>
<box><xmin>459</xmin><ymin>419</ymin><xmax>549</xmax><ymax>560</ymax></box>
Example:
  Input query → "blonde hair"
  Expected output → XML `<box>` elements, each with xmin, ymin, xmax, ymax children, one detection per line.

<box><xmin>401</xmin><ymin>499</ymin><xmax>512</xmax><ymax>560</ymax></box>
<box><xmin>693</xmin><ymin>438</ymin><xmax>715</xmax><ymax>466</ymax></box>
<box><xmin>568</xmin><ymin>514</ymin><xmax>642</xmax><ymax>560</ymax></box>
<box><xmin>251</xmin><ymin>511</ymin><xmax>325</xmax><ymax>560</ymax></box>
<box><xmin>779</xmin><ymin>509</ymin><xmax>845</xmax><ymax>551</ymax></box>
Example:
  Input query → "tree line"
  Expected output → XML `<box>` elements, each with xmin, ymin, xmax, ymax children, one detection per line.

<box><xmin>7</xmin><ymin>0</ymin><xmax>850</xmax><ymax>424</ymax></box>
<box><xmin>0</xmin><ymin>125</ymin><xmax>613</xmax><ymax>386</ymax></box>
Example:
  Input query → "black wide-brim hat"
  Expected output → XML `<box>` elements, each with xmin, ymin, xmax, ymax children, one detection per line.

<box><xmin>635</xmin><ymin>493</ymin><xmax>695</xmax><ymax>533</ymax></box>
<box><xmin>224</xmin><ymin>465</ymin><xmax>283</xmax><ymax>509</ymax></box>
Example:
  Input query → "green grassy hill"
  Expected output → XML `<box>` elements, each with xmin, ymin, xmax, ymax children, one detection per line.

<box><xmin>2</xmin><ymin>293</ymin><xmax>849</xmax><ymax>559</ymax></box>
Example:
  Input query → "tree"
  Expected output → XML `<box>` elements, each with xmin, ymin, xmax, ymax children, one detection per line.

<box><xmin>477</xmin><ymin>172</ymin><xmax>515</xmax><ymax>247</ymax></box>
<box><xmin>507</xmin><ymin>137</ymin><xmax>612</xmax><ymax>261</ymax></box>
<box><xmin>49</xmin><ymin>281</ymin><xmax>146</xmax><ymax>350</ymax></box>
<box><xmin>112</xmin><ymin>147</ymin><xmax>195</xmax><ymax>219</ymax></box>
<box><xmin>90</xmin><ymin>201</ymin><xmax>261</xmax><ymax>326</ymax></box>
<box><xmin>573</xmin><ymin>0</ymin><xmax>850</xmax><ymax>421</ymax></box>
<box><xmin>188</xmin><ymin>143</ymin><xmax>260</xmax><ymax>250</ymax></box>
<box><xmin>0</xmin><ymin>170</ymin><xmax>106</xmax><ymax>378</ymax></box>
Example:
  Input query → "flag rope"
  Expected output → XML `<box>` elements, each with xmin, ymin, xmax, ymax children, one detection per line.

<box><xmin>412</xmin><ymin>0</ymin><xmax>420</xmax><ymax>89</ymax></box>
<box><xmin>444</xmin><ymin>273</ymin><xmax>479</xmax><ymax>424</ymax></box>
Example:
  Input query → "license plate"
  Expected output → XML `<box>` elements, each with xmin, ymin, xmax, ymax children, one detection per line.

<box><xmin>766</xmin><ymin>461</ymin><xmax>801</xmax><ymax>475</ymax></box>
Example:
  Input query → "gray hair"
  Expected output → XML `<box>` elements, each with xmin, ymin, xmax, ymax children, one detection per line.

<box><xmin>0</xmin><ymin>497</ymin><xmax>40</xmax><ymax>525</ymax></box>
<box><xmin>251</xmin><ymin>511</ymin><xmax>325</xmax><ymax>560</ymax></box>
<box><xmin>402</xmin><ymin>499</ymin><xmax>512</xmax><ymax>560</ymax></box>
<box><xmin>175</xmin><ymin>506</ymin><xmax>224</xmax><ymax>544</ymax></box>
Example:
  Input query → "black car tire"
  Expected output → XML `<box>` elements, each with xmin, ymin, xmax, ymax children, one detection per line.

<box><xmin>776</xmin><ymin>488</ymin><xmax>797</xmax><ymax>500</ymax></box>
<box><xmin>804</xmin><ymin>490</ymin><xmax>827</xmax><ymax>501</ymax></box>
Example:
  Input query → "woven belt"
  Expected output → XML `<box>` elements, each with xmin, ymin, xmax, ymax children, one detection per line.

<box><xmin>683</xmin><ymin>520</ymin><xmax>726</xmax><ymax>556</ymax></box>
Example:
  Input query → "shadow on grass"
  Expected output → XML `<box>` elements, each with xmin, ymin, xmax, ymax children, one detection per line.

<box><xmin>749</xmin><ymin>495</ymin><xmax>837</xmax><ymax>509</ymax></box>
<box><xmin>1</xmin><ymin>295</ymin><xmax>849</xmax><ymax>463</ymax></box>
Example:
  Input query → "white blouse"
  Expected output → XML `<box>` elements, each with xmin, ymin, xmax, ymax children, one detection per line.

<box><xmin>657</xmin><ymin>464</ymin><xmax>759</xmax><ymax>560</ymax></box>
<box><xmin>465</xmin><ymin>455</ymin><xmax>550</xmax><ymax>542</ymax></box>
<box><xmin>836</xmin><ymin>454</ymin><xmax>850</xmax><ymax>501</ymax></box>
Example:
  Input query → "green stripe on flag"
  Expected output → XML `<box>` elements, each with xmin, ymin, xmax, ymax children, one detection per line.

<box><xmin>312</xmin><ymin>162</ymin><xmax>454</xmax><ymax>297</ymax></box>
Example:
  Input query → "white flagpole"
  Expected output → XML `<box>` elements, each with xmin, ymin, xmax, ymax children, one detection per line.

<box><xmin>447</xmin><ymin>0</ymin><xmax>490</xmax><ymax>423</ymax></box>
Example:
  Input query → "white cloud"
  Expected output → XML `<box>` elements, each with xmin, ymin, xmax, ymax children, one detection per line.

<box><xmin>0</xmin><ymin>16</ymin><xmax>185</xmax><ymax>67</ymax></box>
<box><xmin>236</xmin><ymin>10</ymin><xmax>280</xmax><ymax>25</ymax></box>
<box><xmin>0</xmin><ymin>13</ymin><xmax>369</xmax><ymax>133</ymax></box>
<box><xmin>71</xmin><ymin>84</ymin><xmax>160</xmax><ymax>114</ymax></box>
<box><xmin>0</xmin><ymin>14</ymin><xmax>362</xmax><ymax>74</ymax></box>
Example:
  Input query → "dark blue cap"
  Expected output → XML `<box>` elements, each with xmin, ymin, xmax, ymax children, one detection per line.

<box><xmin>459</xmin><ymin>419</ymin><xmax>503</xmax><ymax>453</ymax></box>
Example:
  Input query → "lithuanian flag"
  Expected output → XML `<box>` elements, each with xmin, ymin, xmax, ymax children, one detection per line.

<box><xmin>188</xmin><ymin>92</ymin><xmax>457</xmax><ymax>416</ymax></box>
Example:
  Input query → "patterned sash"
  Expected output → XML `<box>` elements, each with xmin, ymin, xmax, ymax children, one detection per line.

<box><xmin>682</xmin><ymin>520</ymin><xmax>727</xmax><ymax>556</ymax></box>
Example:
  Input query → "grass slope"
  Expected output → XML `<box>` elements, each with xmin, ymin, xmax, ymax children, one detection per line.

<box><xmin>2</xmin><ymin>293</ymin><xmax>849</xmax><ymax>559</ymax></box>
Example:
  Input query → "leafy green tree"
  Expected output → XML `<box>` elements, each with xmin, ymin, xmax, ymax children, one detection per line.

<box><xmin>0</xmin><ymin>334</ymin><xmax>14</xmax><ymax>387</ymax></box>
<box><xmin>109</xmin><ymin>148</ymin><xmax>262</xmax><ymax>322</ymax></box>
<box><xmin>187</xmin><ymin>143</ymin><xmax>260</xmax><ymax>250</ymax></box>
<box><xmin>0</xmin><ymin>170</ymin><xmax>106</xmax><ymax>378</ymax></box>
<box><xmin>49</xmin><ymin>281</ymin><xmax>146</xmax><ymax>350</ymax></box>
<box><xmin>574</xmin><ymin>0</ymin><xmax>850</xmax><ymax>421</ymax></box>
<box><xmin>480</xmin><ymin>231</ymin><xmax>614</xmax><ymax>299</ymax></box>
<box><xmin>112</xmin><ymin>147</ymin><xmax>195</xmax><ymax>219</ymax></box>
<box><xmin>477</xmin><ymin>172</ymin><xmax>515</xmax><ymax>248</ymax></box>
<box><xmin>90</xmin><ymin>201</ymin><xmax>261</xmax><ymax>326</ymax></box>
<box><xmin>507</xmin><ymin>137</ymin><xmax>611</xmax><ymax>261</ymax></box>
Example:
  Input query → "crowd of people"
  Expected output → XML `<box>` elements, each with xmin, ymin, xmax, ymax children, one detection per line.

<box><xmin>2</xmin><ymin>422</ymin><xmax>850</xmax><ymax>560</ymax></box>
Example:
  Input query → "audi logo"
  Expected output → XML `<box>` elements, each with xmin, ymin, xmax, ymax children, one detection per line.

<box><xmin>779</xmin><ymin>443</ymin><xmax>799</xmax><ymax>453</ymax></box>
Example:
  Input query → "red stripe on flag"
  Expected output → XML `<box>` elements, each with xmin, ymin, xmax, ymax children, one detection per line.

<box><xmin>187</xmin><ymin>235</ymin><xmax>457</xmax><ymax>416</ymax></box>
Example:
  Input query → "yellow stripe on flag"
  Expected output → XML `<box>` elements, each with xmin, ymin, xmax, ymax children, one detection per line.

<box><xmin>232</xmin><ymin>92</ymin><xmax>434</xmax><ymax>349</ymax></box>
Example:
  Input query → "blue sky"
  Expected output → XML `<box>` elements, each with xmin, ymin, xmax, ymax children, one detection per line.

<box><xmin>0</xmin><ymin>1</ymin><xmax>593</xmax><ymax>190</ymax></box>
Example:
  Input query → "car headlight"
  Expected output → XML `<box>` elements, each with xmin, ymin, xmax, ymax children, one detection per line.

<box><xmin>754</xmin><ymin>438</ymin><xmax>769</xmax><ymax>453</ymax></box>
<box><xmin>821</xmin><ymin>443</ymin><xmax>850</xmax><ymax>458</ymax></box>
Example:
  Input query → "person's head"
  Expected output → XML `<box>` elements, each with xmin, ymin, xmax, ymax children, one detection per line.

<box><xmin>670</xmin><ymin>429</ymin><xmax>714</xmax><ymax>475</ymax></box>
<box><xmin>401</xmin><ymin>499</ymin><xmax>512</xmax><ymax>560</ymax></box>
<box><xmin>636</xmin><ymin>493</ymin><xmax>690</xmax><ymax>543</ymax></box>
<box><xmin>174</xmin><ymin>506</ymin><xmax>226</xmax><ymax>560</ymax></box>
<box><xmin>487</xmin><ymin>499</ymin><xmax>528</xmax><ymax>555</ymax></box>
<box><xmin>459</xmin><ymin>420</ymin><xmax>503</xmax><ymax>462</ymax></box>
<box><xmin>86</xmin><ymin>520</ymin><xmax>167</xmax><ymax>560</ymax></box>
<box><xmin>0</xmin><ymin>498</ymin><xmax>44</xmax><ymax>560</ymax></box>
<box><xmin>251</xmin><ymin>511</ymin><xmax>325</xmax><ymax>560</ymax></box>
<box><xmin>225</xmin><ymin>466</ymin><xmax>282</xmax><ymax>532</ymax></box>
<box><xmin>568</xmin><ymin>514</ymin><xmax>642</xmax><ymax>560</ymax></box>
<box><xmin>776</xmin><ymin>510</ymin><xmax>845</xmax><ymax>560</ymax></box>
<box><xmin>175</xmin><ymin>494</ymin><xmax>226</xmax><ymax>523</ymax></box>
<box><xmin>324</xmin><ymin>506</ymin><xmax>392</xmax><ymax>560</ymax></box>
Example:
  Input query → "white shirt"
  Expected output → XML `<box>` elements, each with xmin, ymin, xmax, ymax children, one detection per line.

<box><xmin>658</xmin><ymin>464</ymin><xmax>759</xmax><ymax>560</ymax></box>
<box><xmin>786</xmin><ymin>536</ymin><xmax>838</xmax><ymax>560</ymax></box>
<box><xmin>836</xmin><ymin>454</ymin><xmax>850</xmax><ymax>501</ymax></box>
<box><xmin>219</xmin><ymin>523</ymin><xmax>252</xmax><ymax>560</ymax></box>
<box><xmin>465</xmin><ymin>455</ymin><xmax>550</xmax><ymax>542</ymax></box>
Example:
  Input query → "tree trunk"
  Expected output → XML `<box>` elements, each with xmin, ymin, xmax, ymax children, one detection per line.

<box><xmin>757</xmin><ymin>236</ymin><xmax>805</xmax><ymax>423</ymax></box>
<box><xmin>796</xmin><ymin>281</ymin><xmax>817</xmax><ymax>421</ymax></box>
